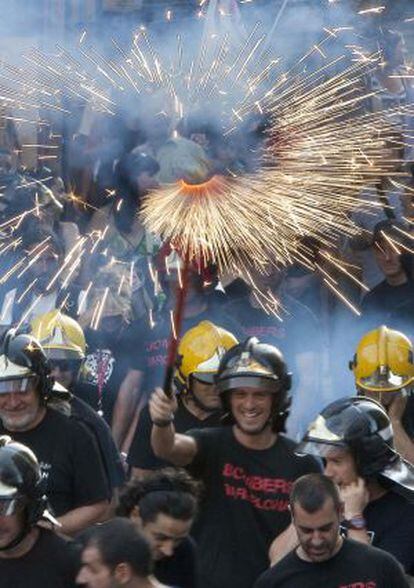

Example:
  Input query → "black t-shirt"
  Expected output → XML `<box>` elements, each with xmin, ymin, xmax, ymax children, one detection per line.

<box><xmin>364</xmin><ymin>490</ymin><xmax>414</xmax><ymax>575</ymax></box>
<box><xmin>127</xmin><ymin>400</ymin><xmax>221</xmax><ymax>470</ymax></box>
<box><xmin>186</xmin><ymin>427</ymin><xmax>321</xmax><ymax>588</ymax></box>
<box><xmin>0</xmin><ymin>528</ymin><xmax>79</xmax><ymax>588</ymax></box>
<box><xmin>361</xmin><ymin>279</ymin><xmax>414</xmax><ymax>331</ymax></box>
<box><xmin>154</xmin><ymin>536</ymin><xmax>197</xmax><ymax>588</ymax></box>
<box><xmin>128</xmin><ymin>306</ymin><xmax>241</xmax><ymax>403</ymax></box>
<box><xmin>70</xmin><ymin>395</ymin><xmax>125</xmax><ymax>489</ymax></box>
<box><xmin>0</xmin><ymin>409</ymin><xmax>109</xmax><ymax>517</ymax></box>
<box><xmin>224</xmin><ymin>294</ymin><xmax>320</xmax><ymax>370</ymax></box>
<box><xmin>254</xmin><ymin>538</ymin><xmax>409</xmax><ymax>588</ymax></box>
<box><xmin>75</xmin><ymin>325</ymin><xmax>139</xmax><ymax>425</ymax></box>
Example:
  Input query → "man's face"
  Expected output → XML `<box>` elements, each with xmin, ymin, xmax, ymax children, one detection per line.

<box><xmin>0</xmin><ymin>379</ymin><xmax>43</xmax><ymax>432</ymax></box>
<box><xmin>229</xmin><ymin>387</ymin><xmax>273</xmax><ymax>435</ymax></box>
<box><xmin>191</xmin><ymin>378</ymin><xmax>221</xmax><ymax>412</ymax></box>
<box><xmin>141</xmin><ymin>513</ymin><xmax>192</xmax><ymax>561</ymax></box>
<box><xmin>76</xmin><ymin>545</ymin><xmax>117</xmax><ymax>588</ymax></box>
<box><xmin>293</xmin><ymin>497</ymin><xmax>342</xmax><ymax>562</ymax></box>
<box><xmin>373</xmin><ymin>240</ymin><xmax>403</xmax><ymax>279</ymax></box>
<box><xmin>0</xmin><ymin>509</ymin><xmax>25</xmax><ymax>551</ymax></box>
<box><xmin>324</xmin><ymin>447</ymin><xmax>358</xmax><ymax>487</ymax></box>
<box><xmin>49</xmin><ymin>360</ymin><xmax>78</xmax><ymax>390</ymax></box>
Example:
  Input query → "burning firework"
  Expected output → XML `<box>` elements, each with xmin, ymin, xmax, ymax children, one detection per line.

<box><xmin>0</xmin><ymin>13</ymin><xmax>411</xmax><ymax>322</ymax></box>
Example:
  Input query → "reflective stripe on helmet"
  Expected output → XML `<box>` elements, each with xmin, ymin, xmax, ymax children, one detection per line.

<box><xmin>216</xmin><ymin>374</ymin><xmax>282</xmax><ymax>393</ymax></box>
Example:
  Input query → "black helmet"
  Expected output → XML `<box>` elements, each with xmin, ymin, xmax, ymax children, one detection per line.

<box><xmin>0</xmin><ymin>330</ymin><xmax>54</xmax><ymax>401</ymax></box>
<box><xmin>0</xmin><ymin>436</ymin><xmax>56</xmax><ymax>550</ymax></box>
<box><xmin>297</xmin><ymin>397</ymin><xmax>414</xmax><ymax>501</ymax></box>
<box><xmin>216</xmin><ymin>337</ymin><xmax>292</xmax><ymax>432</ymax></box>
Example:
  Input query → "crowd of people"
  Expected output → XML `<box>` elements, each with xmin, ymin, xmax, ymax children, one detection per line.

<box><xmin>0</xmin><ymin>12</ymin><xmax>413</xmax><ymax>588</ymax></box>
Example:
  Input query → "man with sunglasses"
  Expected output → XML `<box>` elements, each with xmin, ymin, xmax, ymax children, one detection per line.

<box><xmin>128</xmin><ymin>321</ymin><xmax>238</xmax><ymax>478</ymax></box>
<box><xmin>0</xmin><ymin>330</ymin><xmax>110</xmax><ymax>536</ymax></box>
<box><xmin>31</xmin><ymin>311</ymin><xmax>125</xmax><ymax>493</ymax></box>
<box><xmin>0</xmin><ymin>435</ymin><xmax>78</xmax><ymax>587</ymax></box>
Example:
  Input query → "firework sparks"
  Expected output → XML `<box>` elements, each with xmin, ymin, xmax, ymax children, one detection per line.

<box><xmin>0</xmin><ymin>19</ymin><xmax>410</xmax><ymax>317</ymax></box>
<box><xmin>358</xmin><ymin>6</ymin><xmax>386</xmax><ymax>16</ymax></box>
<box><xmin>91</xmin><ymin>287</ymin><xmax>109</xmax><ymax>330</ymax></box>
<box><xmin>140</xmin><ymin>51</ymin><xmax>400</xmax><ymax>282</ymax></box>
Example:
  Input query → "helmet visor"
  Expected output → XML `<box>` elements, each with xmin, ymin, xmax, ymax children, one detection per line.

<box><xmin>358</xmin><ymin>367</ymin><xmax>414</xmax><ymax>392</ymax></box>
<box><xmin>0</xmin><ymin>378</ymin><xmax>35</xmax><ymax>395</ymax></box>
<box><xmin>217</xmin><ymin>375</ymin><xmax>280</xmax><ymax>393</ymax></box>
<box><xmin>297</xmin><ymin>413</ymin><xmax>351</xmax><ymax>445</ymax></box>
<box><xmin>192</xmin><ymin>372</ymin><xmax>215</xmax><ymax>385</ymax></box>
<box><xmin>296</xmin><ymin>440</ymin><xmax>347</xmax><ymax>458</ymax></box>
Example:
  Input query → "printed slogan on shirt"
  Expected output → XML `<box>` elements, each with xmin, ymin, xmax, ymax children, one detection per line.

<box><xmin>222</xmin><ymin>462</ymin><xmax>292</xmax><ymax>511</ymax></box>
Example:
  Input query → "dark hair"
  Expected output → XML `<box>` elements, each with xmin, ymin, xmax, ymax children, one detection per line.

<box><xmin>117</xmin><ymin>468</ymin><xmax>201</xmax><ymax>524</ymax></box>
<box><xmin>82</xmin><ymin>518</ymin><xmax>153</xmax><ymax>577</ymax></box>
<box><xmin>290</xmin><ymin>474</ymin><xmax>342</xmax><ymax>514</ymax></box>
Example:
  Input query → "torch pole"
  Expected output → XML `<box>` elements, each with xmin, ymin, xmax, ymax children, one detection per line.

<box><xmin>163</xmin><ymin>252</ymin><xmax>191</xmax><ymax>398</ymax></box>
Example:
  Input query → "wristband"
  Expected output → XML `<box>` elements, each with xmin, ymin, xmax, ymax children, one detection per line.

<box><xmin>344</xmin><ymin>515</ymin><xmax>367</xmax><ymax>531</ymax></box>
<box><xmin>152</xmin><ymin>417</ymin><xmax>174</xmax><ymax>428</ymax></box>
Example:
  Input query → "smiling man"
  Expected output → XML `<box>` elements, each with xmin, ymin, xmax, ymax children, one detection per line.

<box><xmin>255</xmin><ymin>474</ymin><xmax>409</xmax><ymax>588</ymax></box>
<box><xmin>149</xmin><ymin>337</ymin><xmax>320</xmax><ymax>588</ymax></box>
<box><xmin>0</xmin><ymin>331</ymin><xmax>110</xmax><ymax>536</ymax></box>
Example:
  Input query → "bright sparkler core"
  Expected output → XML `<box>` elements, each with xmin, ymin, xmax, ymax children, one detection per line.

<box><xmin>178</xmin><ymin>176</ymin><xmax>223</xmax><ymax>194</ymax></box>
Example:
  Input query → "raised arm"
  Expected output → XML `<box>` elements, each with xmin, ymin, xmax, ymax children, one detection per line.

<box><xmin>150</xmin><ymin>387</ymin><xmax>198</xmax><ymax>467</ymax></box>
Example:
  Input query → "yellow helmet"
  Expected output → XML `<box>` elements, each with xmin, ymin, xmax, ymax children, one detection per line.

<box><xmin>350</xmin><ymin>325</ymin><xmax>414</xmax><ymax>393</ymax></box>
<box><xmin>175</xmin><ymin>321</ymin><xmax>238</xmax><ymax>392</ymax></box>
<box><xmin>30</xmin><ymin>311</ymin><xmax>86</xmax><ymax>360</ymax></box>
